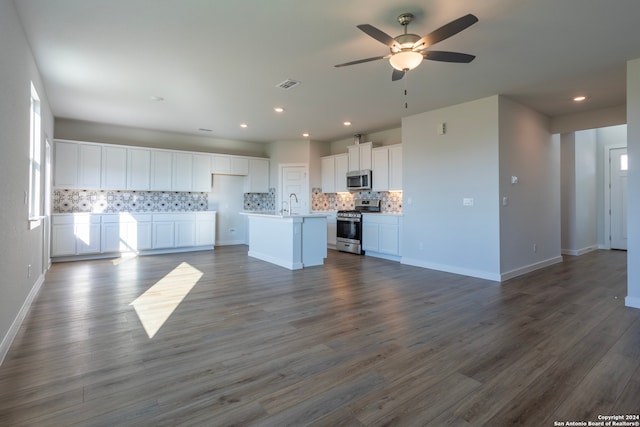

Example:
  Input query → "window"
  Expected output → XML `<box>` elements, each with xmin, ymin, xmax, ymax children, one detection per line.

<box><xmin>29</xmin><ymin>82</ymin><xmax>42</xmax><ymax>227</ymax></box>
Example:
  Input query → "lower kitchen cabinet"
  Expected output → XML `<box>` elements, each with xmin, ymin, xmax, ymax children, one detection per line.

<box><xmin>362</xmin><ymin>214</ymin><xmax>402</xmax><ymax>261</ymax></box>
<box><xmin>52</xmin><ymin>211</ymin><xmax>216</xmax><ymax>260</ymax></box>
<box><xmin>326</xmin><ymin>213</ymin><xmax>337</xmax><ymax>248</ymax></box>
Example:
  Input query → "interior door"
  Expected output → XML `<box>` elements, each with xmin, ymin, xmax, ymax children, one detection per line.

<box><xmin>280</xmin><ymin>165</ymin><xmax>308</xmax><ymax>214</ymax></box>
<box><xmin>610</xmin><ymin>147</ymin><xmax>628</xmax><ymax>250</ymax></box>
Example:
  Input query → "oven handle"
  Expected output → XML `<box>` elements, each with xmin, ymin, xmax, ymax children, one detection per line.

<box><xmin>337</xmin><ymin>217</ymin><xmax>361</xmax><ymax>223</ymax></box>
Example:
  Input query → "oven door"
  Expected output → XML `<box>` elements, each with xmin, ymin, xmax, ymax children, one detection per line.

<box><xmin>336</xmin><ymin>217</ymin><xmax>362</xmax><ymax>254</ymax></box>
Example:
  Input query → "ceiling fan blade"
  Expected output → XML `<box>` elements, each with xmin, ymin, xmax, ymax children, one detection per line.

<box><xmin>391</xmin><ymin>69</ymin><xmax>405</xmax><ymax>81</ymax></box>
<box><xmin>357</xmin><ymin>24</ymin><xmax>401</xmax><ymax>50</ymax></box>
<box><xmin>334</xmin><ymin>55</ymin><xmax>388</xmax><ymax>68</ymax></box>
<box><xmin>423</xmin><ymin>50</ymin><xmax>476</xmax><ymax>63</ymax></box>
<box><xmin>412</xmin><ymin>14</ymin><xmax>478</xmax><ymax>50</ymax></box>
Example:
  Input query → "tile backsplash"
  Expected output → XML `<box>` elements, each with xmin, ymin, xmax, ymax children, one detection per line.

<box><xmin>312</xmin><ymin>188</ymin><xmax>402</xmax><ymax>214</ymax></box>
<box><xmin>244</xmin><ymin>188</ymin><xmax>276</xmax><ymax>211</ymax></box>
<box><xmin>53</xmin><ymin>189</ymin><xmax>208</xmax><ymax>213</ymax></box>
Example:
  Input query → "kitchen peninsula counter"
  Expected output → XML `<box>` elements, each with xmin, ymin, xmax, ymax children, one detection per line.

<box><xmin>240</xmin><ymin>211</ymin><xmax>328</xmax><ymax>270</ymax></box>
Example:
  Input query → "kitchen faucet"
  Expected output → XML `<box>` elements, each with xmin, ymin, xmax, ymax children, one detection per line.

<box><xmin>289</xmin><ymin>193</ymin><xmax>298</xmax><ymax>214</ymax></box>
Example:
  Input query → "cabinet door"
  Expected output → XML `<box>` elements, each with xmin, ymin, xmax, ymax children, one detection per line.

<box><xmin>102</xmin><ymin>146</ymin><xmax>127</xmax><ymax>190</ymax></box>
<box><xmin>231</xmin><ymin>157</ymin><xmax>249</xmax><ymax>175</ymax></box>
<box><xmin>389</xmin><ymin>145</ymin><xmax>402</xmax><ymax>191</ymax></box>
<box><xmin>362</xmin><ymin>222</ymin><xmax>379</xmax><ymax>252</ymax></box>
<box><xmin>321</xmin><ymin>156</ymin><xmax>335</xmax><ymax>193</ymax></box>
<box><xmin>196</xmin><ymin>219</ymin><xmax>215</xmax><ymax>246</ymax></box>
<box><xmin>379</xmin><ymin>224</ymin><xmax>399</xmax><ymax>255</ymax></box>
<box><xmin>131</xmin><ymin>222</ymin><xmax>153</xmax><ymax>250</ymax></box>
<box><xmin>212</xmin><ymin>156</ymin><xmax>231</xmax><ymax>174</ymax></box>
<box><xmin>153</xmin><ymin>222</ymin><xmax>175</xmax><ymax>248</ymax></box>
<box><xmin>327</xmin><ymin>216</ymin><xmax>337</xmax><ymax>246</ymax></box>
<box><xmin>172</xmin><ymin>153</ymin><xmax>193</xmax><ymax>191</ymax></box>
<box><xmin>334</xmin><ymin>154</ymin><xmax>349</xmax><ymax>193</ymax></box>
<box><xmin>78</xmin><ymin>144</ymin><xmax>102</xmax><ymax>189</ymax></box>
<box><xmin>372</xmin><ymin>148</ymin><xmax>389</xmax><ymax>192</ymax></box>
<box><xmin>54</xmin><ymin>141</ymin><xmax>78</xmax><ymax>187</ymax></box>
<box><xmin>359</xmin><ymin>143</ymin><xmax>372</xmax><ymax>170</ymax></box>
<box><xmin>175</xmin><ymin>221</ymin><xmax>196</xmax><ymax>247</ymax></box>
<box><xmin>192</xmin><ymin>154</ymin><xmax>212</xmax><ymax>192</ymax></box>
<box><xmin>348</xmin><ymin>145</ymin><xmax>360</xmax><ymax>172</ymax></box>
<box><xmin>76</xmin><ymin>223</ymin><xmax>101</xmax><ymax>254</ymax></box>
<box><xmin>151</xmin><ymin>150</ymin><xmax>172</xmax><ymax>191</ymax></box>
<box><xmin>52</xmin><ymin>224</ymin><xmax>76</xmax><ymax>256</ymax></box>
<box><xmin>127</xmin><ymin>148</ymin><xmax>151</xmax><ymax>191</ymax></box>
<box><xmin>101</xmin><ymin>222</ymin><xmax>124</xmax><ymax>252</ymax></box>
<box><xmin>246</xmin><ymin>159</ymin><xmax>269</xmax><ymax>193</ymax></box>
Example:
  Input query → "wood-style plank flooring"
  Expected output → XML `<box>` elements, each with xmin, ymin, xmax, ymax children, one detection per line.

<box><xmin>0</xmin><ymin>246</ymin><xmax>638</xmax><ymax>426</ymax></box>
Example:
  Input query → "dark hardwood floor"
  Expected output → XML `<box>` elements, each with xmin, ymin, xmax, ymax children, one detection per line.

<box><xmin>0</xmin><ymin>246</ymin><xmax>638</xmax><ymax>426</ymax></box>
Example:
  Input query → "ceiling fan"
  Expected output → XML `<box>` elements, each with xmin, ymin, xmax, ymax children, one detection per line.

<box><xmin>335</xmin><ymin>13</ymin><xmax>478</xmax><ymax>81</ymax></box>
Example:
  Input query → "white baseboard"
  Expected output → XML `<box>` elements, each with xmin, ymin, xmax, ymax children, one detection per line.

<box><xmin>625</xmin><ymin>295</ymin><xmax>640</xmax><ymax>310</ymax></box>
<box><xmin>0</xmin><ymin>273</ymin><xmax>45</xmax><ymax>366</ymax></box>
<box><xmin>561</xmin><ymin>245</ymin><xmax>598</xmax><ymax>256</ymax></box>
<box><xmin>499</xmin><ymin>256</ymin><xmax>563</xmax><ymax>281</ymax></box>
<box><xmin>400</xmin><ymin>257</ymin><xmax>501</xmax><ymax>282</ymax></box>
<box><xmin>216</xmin><ymin>239</ymin><xmax>247</xmax><ymax>246</ymax></box>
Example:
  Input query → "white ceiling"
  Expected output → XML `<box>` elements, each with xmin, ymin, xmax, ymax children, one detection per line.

<box><xmin>14</xmin><ymin>0</ymin><xmax>640</xmax><ymax>143</ymax></box>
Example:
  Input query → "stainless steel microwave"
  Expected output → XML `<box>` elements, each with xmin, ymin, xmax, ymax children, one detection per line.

<box><xmin>346</xmin><ymin>170</ymin><xmax>372</xmax><ymax>191</ymax></box>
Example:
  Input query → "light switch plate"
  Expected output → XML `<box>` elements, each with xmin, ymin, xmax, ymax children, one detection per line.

<box><xmin>463</xmin><ymin>198</ymin><xmax>474</xmax><ymax>207</ymax></box>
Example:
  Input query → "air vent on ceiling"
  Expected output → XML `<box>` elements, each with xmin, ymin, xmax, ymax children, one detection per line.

<box><xmin>275</xmin><ymin>79</ymin><xmax>301</xmax><ymax>90</ymax></box>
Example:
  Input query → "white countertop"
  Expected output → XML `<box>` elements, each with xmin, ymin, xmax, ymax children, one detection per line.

<box><xmin>240</xmin><ymin>211</ymin><xmax>329</xmax><ymax>218</ymax></box>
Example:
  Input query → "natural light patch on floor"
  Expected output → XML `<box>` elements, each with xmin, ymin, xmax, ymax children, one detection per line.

<box><xmin>130</xmin><ymin>262</ymin><xmax>203</xmax><ymax>338</ymax></box>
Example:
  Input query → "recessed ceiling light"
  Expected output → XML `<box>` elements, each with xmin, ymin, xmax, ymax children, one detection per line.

<box><xmin>573</xmin><ymin>96</ymin><xmax>587</xmax><ymax>102</ymax></box>
<box><xmin>302</xmin><ymin>133</ymin><xmax>309</xmax><ymax>137</ymax></box>
<box><xmin>343</xmin><ymin>121</ymin><xmax>352</xmax><ymax>126</ymax></box>
<box><xmin>150</xmin><ymin>96</ymin><xmax>164</xmax><ymax>101</ymax></box>
<box><xmin>240</xmin><ymin>123</ymin><xmax>248</xmax><ymax>128</ymax></box>
<box><xmin>274</xmin><ymin>107</ymin><xmax>285</xmax><ymax>113</ymax></box>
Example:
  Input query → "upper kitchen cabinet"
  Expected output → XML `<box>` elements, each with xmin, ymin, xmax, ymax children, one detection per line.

<box><xmin>348</xmin><ymin>141</ymin><xmax>373</xmax><ymax>172</ymax></box>
<box><xmin>172</xmin><ymin>152</ymin><xmax>193</xmax><ymax>191</ymax></box>
<box><xmin>372</xmin><ymin>144</ymin><xmax>402</xmax><ymax>192</ymax></box>
<box><xmin>101</xmin><ymin>145</ymin><xmax>127</xmax><ymax>190</ymax></box>
<box><xmin>321</xmin><ymin>153</ymin><xmax>348</xmax><ymax>193</ymax></box>
<box><xmin>127</xmin><ymin>148</ymin><xmax>151</xmax><ymax>190</ymax></box>
<box><xmin>212</xmin><ymin>155</ymin><xmax>249</xmax><ymax>175</ymax></box>
<box><xmin>53</xmin><ymin>140</ymin><xmax>101</xmax><ymax>189</ymax></box>
<box><xmin>245</xmin><ymin>158</ymin><xmax>269</xmax><ymax>193</ymax></box>
<box><xmin>150</xmin><ymin>150</ymin><xmax>173</xmax><ymax>191</ymax></box>
<box><xmin>192</xmin><ymin>154</ymin><xmax>213</xmax><ymax>192</ymax></box>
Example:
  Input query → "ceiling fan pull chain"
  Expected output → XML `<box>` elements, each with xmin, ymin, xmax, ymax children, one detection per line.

<box><xmin>404</xmin><ymin>72</ymin><xmax>408</xmax><ymax>109</ymax></box>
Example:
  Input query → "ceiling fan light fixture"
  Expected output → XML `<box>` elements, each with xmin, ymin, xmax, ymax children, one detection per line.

<box><xmin>389</xmin><ymin>50</ymin><xmax>423</xmax><ymax>71</ymax></box>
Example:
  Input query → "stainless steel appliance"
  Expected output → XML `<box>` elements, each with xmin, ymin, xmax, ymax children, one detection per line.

<box><xmin>346</xmin><ymin>170</ymin><xmax>372</xmax><ymax>191</ymax></box>
<box><xmin>336</xmin><ymin>199</ymin><xmax>381</xmax><ymax>254</ymax></box>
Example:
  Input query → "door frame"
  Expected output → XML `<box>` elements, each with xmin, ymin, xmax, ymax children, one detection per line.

<box><xmin>278</xmin><ymin>163</ymin><xmax>309</xmax><ymax>213</ymax></box>
<box><xmin>603</xmin><ymin>143</ymin><xmax>627</xmax><ymax>250</ymax></box>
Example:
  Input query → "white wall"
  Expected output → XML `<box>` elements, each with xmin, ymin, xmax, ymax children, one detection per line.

<box><xmin>551</xmin><ymin>105</ymin><xmax>626</xmax><ymax>134</ymax></box>
<box><xmin>208</xmin><ymin>175</ymin><xmax>247</xmax><ymax>245</ymax></box>
<box><xmin>499</xmin><ymin>97</ymin><xmax>561</xmax><ymax>277</ymax></box>
<box><xmin>0</xmin><ymin>0</ymin><xmax>54</xmax><ymax>362</ymax></box>
<box><xmin>401</xmin><ymin>96</ymin><xmax>501</xmax><ymax>280</ymax></box>
<box><xmin>55</xmin><ymin>118</ymin><xmax>268</xmax><ymax>157</ymax></box>
<box><xmin>560</xmin><ymin>130</ymin><xmax>597</xmax><ymax>255</ymax></box>
<box><xmin>626</xmin><ymin>58</ymin><xmax>640</xmax><ymax>309</ymax></box>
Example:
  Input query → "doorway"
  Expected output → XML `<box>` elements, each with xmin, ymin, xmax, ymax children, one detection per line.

<box><xmin>609</xmin><ymin>147</ymin><xmax>628</xmax><ymax>250</ymax></box>
<box><xmin>279</xmin><ymin>164</ymin><xmax>309</xmax><ymax>214</ymax></box>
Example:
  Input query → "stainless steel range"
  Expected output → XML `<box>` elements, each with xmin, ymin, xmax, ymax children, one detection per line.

<box><xmin>336</xmin><ymin>199</ymin><xmax>381</xmax><ymax>254</ymax></box>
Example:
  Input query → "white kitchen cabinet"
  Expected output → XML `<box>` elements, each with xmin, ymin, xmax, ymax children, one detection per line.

<box><xmin>78</xmin><ymin>144</ymin><xmax>102</xmax><ymax>189</ymax></box>
<box><xmin>101</xmin><ymin>213</ymin><xmax>152</xmax><ymax>252</ymax></box>
<box><xmin>348</xmin><ymin>141</ymin><xmax>373</xmax><ymax>172</ymax></box>
<box><xmin>51</xmin><ymin>214</ymin><xmax>101</xmax><ymax>256</ymax></box>
<box><xmin>102</xmin><ymin>145</ymin><xmax>127</xmax><ymax>190</ymax></box>
<box><xmin>53</xmin><ymin>141</ymin><xmax>78</xmax><ymax>187</ymax></box>
<box><xmin>371</xmin><ymin>144</ymin><xmax>402</xmax><ymax>192</ymax></box>
<box><xmin>195</xmin><ymin>212</ymin><xmax>216</xmax><ymax>246</ymax></box>
<box><xmin>150</xmin><ymin>150</ymin><xmax>172</xmax><ymax>191</ymax></box>
<box><xmin>175</xmin><ymin>216</ymin><xmax>196</xmax><ymax>247</ymax></box>
<box><xmin>335</xmin><ymin>154</ymin><xmax>349</xmax><ymax>192</ymax></box>
<box><xmin>372</xmin><ymin>147</ymin><xmax>389</xmax><ymax>192</ymax></box>
<box><xmin>127</xmin><ymin>148</ymin><xmax>151</xmax><ymax>190</ymax></box>
<box><xmin>172</xmin><ymin>152</ymin><xmax>193</xmax><ymax>191</ymax></box>
<box><xmin>212</xmin><ymin>155</ymin><xmax>249</xmax><ymax>175</ymax></box>
<box><xmin>321</xmin><ymin>154</ymin><xmax>349</xmax><ymax>193</ymax></box>
<box><xmin>362</xmin><ymin>214</ymin><xmax>401</xmax><ymax>260</ymax></box>
<box><xmin>192</xmin><ymin>154</ymin><xmax>212</xmax><ymax>192</ymax></box>
<box><xmin>326</xmin><ymin>213</ymin><xmax>337</xmax><ymax>247</ymax></box>
<box><xmin>152</xmin><ymin>220</ymin><xmax>175</xmax><ymax>249</ymax></box>
<box><xmin>245</xmin><ymin>158</ymin><xmax>269</xmax><ymax>193</ymax></box>
<box><xmin>388</xmin><ymin>145</ymin><xmax>402</xmax><ymax>191</ymax></box>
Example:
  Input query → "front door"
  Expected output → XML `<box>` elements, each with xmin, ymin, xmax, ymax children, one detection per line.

<box><xmin>610</xmin><ymin>147</ymin><xmax>628</xmax><ymax>250</ymax></box>
<box><xmin>280</xmin><ymin>165</ymin><xmax>308</xmax><ymax>214</ymax></box>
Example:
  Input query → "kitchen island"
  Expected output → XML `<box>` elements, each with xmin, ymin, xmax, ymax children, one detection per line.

<box><xmin>240</xmin><ymin>212</ymin><xmax>328</xmax><ymax>270</ymax></box>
